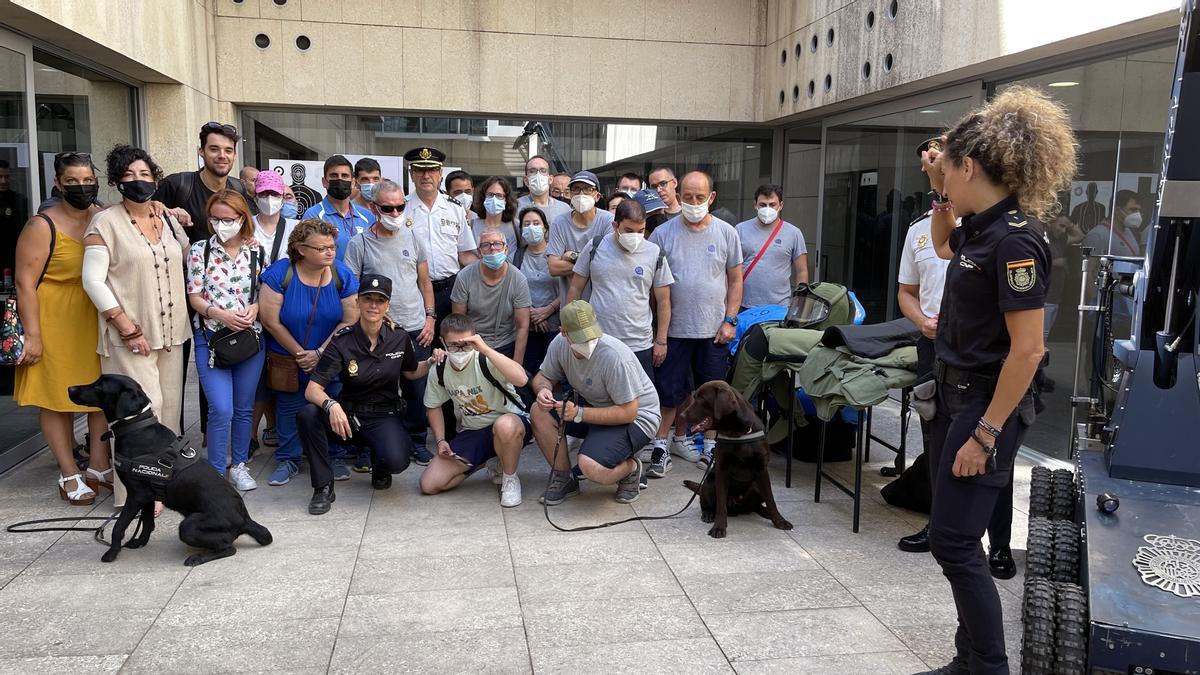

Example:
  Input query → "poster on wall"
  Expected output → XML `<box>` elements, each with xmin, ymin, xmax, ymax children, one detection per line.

<box><xmin>1067</xmin><ymin>180</ymin><xmax>1112</xmax><ymax>231</ymax></box>
<box><xmin>268</xmin><ymin>155</ymin><xmax>405</xmax><ymax>215</ymax></box>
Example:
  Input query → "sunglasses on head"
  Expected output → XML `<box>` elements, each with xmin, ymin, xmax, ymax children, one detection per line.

<box><xmin>202</xmin><ymin>121</ymin><xmax>240</xmax><ymax>140</ymax></box>
<box><xmin>55</xmin><ymin>151</ymin><xmax>92</xmax><ymax>161</ymax></box>
<box><xmin>377</xmin><ymin>203</ymin><xmax>406</xmax><ymax>214</ymax></box>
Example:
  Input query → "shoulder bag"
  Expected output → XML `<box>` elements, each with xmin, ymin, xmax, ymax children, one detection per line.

<box><xmin>265</xmin><ymin>264</ymin><xmax>324</xmax><ymax>392</ymax></box>
<box><xmin>0</xmin><ymin>214</ymin><xmax>56</xmax><ymax>365</ymax></box>
<box><xmin>200</xmin><ymin>242</ymin><xmax>263</xmax><ymax>369</ymax></box>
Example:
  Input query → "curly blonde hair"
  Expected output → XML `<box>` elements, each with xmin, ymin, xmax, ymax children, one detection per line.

<box><xmin>944</xmin><ymin>86</ymin><xmax>1078</xmax><ymax>221</ymax></box>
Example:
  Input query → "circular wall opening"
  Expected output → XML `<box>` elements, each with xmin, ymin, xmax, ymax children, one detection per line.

<box><xmin>295</xmin><ymin>35</ymin><xmax>311</xmax><ymax>51</ymax></box>
<box><xmin>253</xmin><ymin>33</ymin><xmax>270</xmax><ymax>49</ymax></box>
<box><xmin>795</xmin><ymin>43</ymin><xmax>802</xmax><ymax>60</ymax></box>
<box><xmin>884</xmin><ymin>53</ymin><xmax>894</xmax><ymax>72</ymax></box>
<box><xmin>826</xmin><ymin>28</ymin><xmax>835</xmax><ymax>46</ymax></box>
<box><xmin>887</xmin><ymin>0</ymin><xmax>899</xmax><ymax>19</ymax></box>
<box><xmin>824</xmin><ymin>74</ymin><xmax>833</xmax><ymax>92</ymax></box>
<box><xmin>810</xmin><ymin>34</ymin><xmax>818</xmax><ymax>52</ymax></box>
<box><xmin>273</xmin><ymin>0</ymin><xmax>288</xmax><ymax>5</ymax></box>
<box><xmin>862</xmin><ymin>61</ymin><xmax>872</xmax><ymax>80</ymax></box>
<box><xmin>793</xmin><ymin>85</ymin><xmax>800</xmax><ymax>100</ymax></box>
<box><xmin>807</xmin><ymin>80</ymin><xmax>816</xmax><ymax>97</ymax></box>
<box><xmin>779</xmin><ymin>90</ymin><xmax>785</xmax><ymax>106</ymax></box>
<box><xmin>866</xmin><ymin>10</ymin><xmax>875</xmax><ymax>29</ymax></box>
<box><xmin>780</xmin><ymin>49</ymin><xmax>787</xmax><ymax>64</ymax></box>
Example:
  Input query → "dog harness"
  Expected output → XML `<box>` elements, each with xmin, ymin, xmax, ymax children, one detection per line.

<box><xmin>714</xmin><ymin>429</ymin><xmax>767</xmax><ymax>444</ymax></box>
<box><xmin>102</xmin><ymin>408</ymin><xmax>199</xmax><ymax>500</ymax></box>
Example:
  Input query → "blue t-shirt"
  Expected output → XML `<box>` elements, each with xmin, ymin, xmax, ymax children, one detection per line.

<box><xmin>301</xmin><ymin>198</ymin><xmax>373</xmax><ymax>262</ymax></box>
<box><xmin>261</xmin><ymin>259</ymin><xmax>359</xmax><ymax>361</ymax></box>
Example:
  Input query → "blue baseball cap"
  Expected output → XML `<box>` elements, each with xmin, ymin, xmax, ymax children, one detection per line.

<box><xmin>569</xmin><ymin>170</ymin><xmax>599</xmax><ymax>189</ymax></box>
<box><xmin>633</xmin><ymin>188</ymin><xmax>666</xmax><ymax>213</ymax></box>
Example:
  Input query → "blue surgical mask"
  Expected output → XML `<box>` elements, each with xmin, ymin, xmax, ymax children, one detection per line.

<box><xmin>280</xmin><ymin>202</ymin><xmax>298</xmax><ymax>219</ymax></box>
<box><xmin>521</xmin><ymin>225</ymin><xmax>544</xmax><ymax>245</ymax></box>
<box><xmin>483</xmin><ymin>195</ymin><xmax>505</xmax><ymax>216</ymax></box>
<box><xmin>482</xmin><ymin>251</ymin><xmax>507</xmax><ymax>269</ymax></box>
<box><xmin>359</xmin><ymin>183</ymin><xmax>379</xmax><ymax>201</ymax></box>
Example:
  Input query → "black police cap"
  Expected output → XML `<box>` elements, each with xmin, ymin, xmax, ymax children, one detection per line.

<box><xmin>359</xmin><ymin>274</ymin><xmax>393</xmax><ymax>298</ymax></box>
<box><xmin>916</xmin><ymin>136</ymin><xmax>944</xmax><ymax>159</ymax></box>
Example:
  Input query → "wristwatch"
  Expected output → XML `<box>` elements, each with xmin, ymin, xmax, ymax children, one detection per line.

<box><xmin>723</xmin><ymin>315</ymin><xmax>737</xmax><ymax>326</ymax></box>
<box><xmin>573</xmin><ymin>406</ymin><xmax>585</xmax><ymax>423</ymax></box>
<box><xmin>566</xmin><ymin>251</ymin><xmax>579</xmax><ymax>262</ymax></box>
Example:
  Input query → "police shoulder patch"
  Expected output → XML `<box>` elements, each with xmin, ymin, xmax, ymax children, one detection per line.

<box><xmin>1006</xmin><ymin>259</ymin><xmax>1036</xmax><ymax>292</ymax></box>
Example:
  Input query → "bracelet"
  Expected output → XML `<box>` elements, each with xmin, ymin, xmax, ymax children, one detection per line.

<box><xmin>119</xmin><ymin>324</ymin><xmax>142</xmax><ymax>340</ymax></box>
<box><xmin>104</xmin><ymin>309</ymin><xmax>125</xmax><ymax>324</ymax></box>
<box><xmin>971</xmin><ymin>429</ymin><xmax>996</xmax><ymax>453</ymax></box>
<box><xmin>119</xmin><ymin>330</ymin><xmax>143</xmax><ymax>341</ymax></box>
<box><xmin>654</xmin><ymin>339</ymin><xmax>667</xmax><ymax>346</ymax></box>
<box><xmin>435</xmin><ymin>437</ymin><xmax>446</xmax><ymax>445</ymax></box>
<box><xmin>425</xmin><ymin>307</ymin><xmax>436</xmax><ymax>317</ymax></box>
<box><xmin>322</xmin><ymin>399</ymin><xmax>338</xmax><ymax>413</ymax></box>
<box><xmin>204</xmin><ymin>304</ymin><xmax>214</xmax><ymax>319</ymax></box>
<box><xmin>977</xmin><ymin>418</ymin><xmax>1003</xmax><ymax>437</ymax></box>
<box><xmin>932</xmin><ymin>201</ymin><xmax>954</xmax><ymax>214</ymax></box>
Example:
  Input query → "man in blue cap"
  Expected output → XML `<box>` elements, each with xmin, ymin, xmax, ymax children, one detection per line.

<box><xmin>545</xmin><ymin>170</ymin><xmax>615</xmax><ymax>305</ymax></box>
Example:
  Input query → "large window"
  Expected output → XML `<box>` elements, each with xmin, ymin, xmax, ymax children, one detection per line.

<box><xmin>241</xmin><ymin>110</ymin><xmax>773</xmax><ymax>224</ymax></box>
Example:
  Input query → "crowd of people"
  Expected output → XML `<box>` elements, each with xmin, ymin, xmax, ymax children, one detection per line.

<box><xmin>11</xmin><ymin>121</ymin><xmax>813</xmax><ymax>513</ymax></box>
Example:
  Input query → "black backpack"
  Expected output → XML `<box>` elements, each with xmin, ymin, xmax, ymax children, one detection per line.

<box><xmin>435</xmin><ymin>353</ymin><xmax>532</xmax><ymax>413</ymax></box>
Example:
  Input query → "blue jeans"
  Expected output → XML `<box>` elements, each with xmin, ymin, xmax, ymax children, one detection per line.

<box><xmin>274</xmin><ymin>372</ymin><xmax>344</xmax><ymax>463</ymax></box>
<box><xmin>194</xmin><ymin>329</ymin><xmax>267</xmax><ymax>474</ymax></box>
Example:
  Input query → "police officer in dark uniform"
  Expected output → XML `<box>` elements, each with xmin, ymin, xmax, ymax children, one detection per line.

<box><xmin>917</xmin><ymin>86</ymin><xmax>1076</xmax><ymax>675</ymax></box>
<box><xmin>298</xmin><ymin>273</ymin><xmax>442</xmax><ymax>515</ymax></box>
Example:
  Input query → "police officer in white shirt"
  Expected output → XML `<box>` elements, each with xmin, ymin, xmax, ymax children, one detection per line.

<box><xmin>403</xmin><ymin>146</ymin><xmax>479</xmax><ymax>327</ymax></box>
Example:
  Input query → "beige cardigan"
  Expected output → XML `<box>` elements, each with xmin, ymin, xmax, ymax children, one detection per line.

<box><xmin>86</xmin><ymin>204</ymin><xmax>191</xmax><ymax>357</ymax></box>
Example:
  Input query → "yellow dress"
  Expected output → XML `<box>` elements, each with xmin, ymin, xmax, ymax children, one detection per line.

<box><xmin>14</xmin><ymin>229</ymin><xmax>101</xmax><ymax>412</ymax></box>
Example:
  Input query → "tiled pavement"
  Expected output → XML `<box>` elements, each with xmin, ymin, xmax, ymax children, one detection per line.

<box><xmin>0</xmin><ymin>393</ymin><xmax>1038</xmax><ymax>674</ymax></box>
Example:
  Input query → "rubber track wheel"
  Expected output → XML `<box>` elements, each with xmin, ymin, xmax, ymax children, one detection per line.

<box><xmin>1054</xmin><ymin>582</ymin><xmax>1088</xmax><ymax>675</ymax></box>
<box><xmin>1050</xmin><ymin>469</ymin><xmax>1075</xmax><ymax>521</ymax></box>
<box><xmin>1030</xmin><ymin>466</ymin><xmax>1053</xmax><ymax>519</ymax></box>
<box><xmin>1026</xmin><ymin>517</ymin><xmax>1054</xmax><ymax>579</ymax></box>
<box><xmin>1052</xmin><ymin>520</ymin><xmax>1080</xmax><ymax>584</ymax></box>
<box><xmin>1022</xmin><ymin>577</ymin><xmax>1057</xmax><ymax>674</ymax></box>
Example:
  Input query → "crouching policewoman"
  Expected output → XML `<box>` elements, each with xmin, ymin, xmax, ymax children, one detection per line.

<box><xmin>918</xmin><ymin>86</ymin><xmax>1077</xmax><ymax>675</ymax></box>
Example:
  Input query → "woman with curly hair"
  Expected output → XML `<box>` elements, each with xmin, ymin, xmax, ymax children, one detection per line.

<box><xmin>82</xmin><ymin>145</ymin><xmax>191</xmax><ymax>507</ymax></box>
<box><xmin>921</xmin><ymin>86</ymin><xmax>1077</xmax><ymax>675</ymax></box>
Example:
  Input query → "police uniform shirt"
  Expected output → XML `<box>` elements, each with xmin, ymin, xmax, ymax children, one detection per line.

<box><xmin>404</xmin><ymin>191</ymin><xmax>477</xmax><ymax>281</ymax></box>
<box><xmin>935</xmin><ymin>195</ymin><xmax>1050</xmax><ymax>371</ymax></box>
<box><xmin>897</xmin><ymin>214</ymin><xmax>951</xmax><ymax>319</ymax></box>
<box><xmin>310</xmin><ymin>319</ymin><xmax>419</xmax><ymax>414</ymax></box>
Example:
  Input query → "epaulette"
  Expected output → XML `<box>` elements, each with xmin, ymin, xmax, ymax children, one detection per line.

<box><xmin>1005</xmin><ymin>209</ymin><xmax>1028</xmax><ymax>228</ymax></box>
<box><xmin>909</xmin><ymin>210</ymin><xmax>933</xmax><ymax>227</ymax></box>
<box><xmin>333</xmin><ymin>325</ymin><xmax>354</xmax><ymax>337</ymax></box>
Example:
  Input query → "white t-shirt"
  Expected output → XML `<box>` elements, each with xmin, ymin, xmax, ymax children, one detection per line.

<box><xmin>253</xmin><ymin>216</ymin><xmax>298</xmax><ymax>266</ymax></box>
<box><xmin>897</xmin><ymin>215</ymin><xmax>950</xmax><ymax>319</ymax></box>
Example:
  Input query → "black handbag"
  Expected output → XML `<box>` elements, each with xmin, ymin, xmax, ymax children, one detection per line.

<box><xmin>201</xmin><ymin>241</ymin><xmax>263</xmax><ymax>369</ymax></box>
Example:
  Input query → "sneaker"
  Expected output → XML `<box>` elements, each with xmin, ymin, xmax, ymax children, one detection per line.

<box><xmin>353</xmin><ymin>452</ymin><xmax>372</xmax><ymax>473</ymax></box>
<box><xmin>229</xmin><ymin>463</ymin><xmax>257</xmax><ymax>491</ymax></box>
<box><xmin>500</xmin><ymin>473</ymin><xmax>523</xmax><ymax>508</ymax></box>
<box><xmin>698</xmin><ymin>443</ymin><xmax>714</xmax><ymax>470</ymax></box>
<box><xmin>538</xmin><ymin>470</ymin><xmax>580</xmax><ymax>506</ymax></box>
<box><xmin>261</xmin><ymin>427</ymin><xmax>279</xmax><ymax>447</ymax></box>
<box><xmin>485</xmin><ymin>457</ymin><xmax>503</xmax><ymax>485</ymax></box>
<box><xmin>615</xmin><ymin>458</ymin><xmax>642</xmax><ymax>504</ymax></box>
<box><xmin>571</xmin><ymin>464</ymin><xmax>586</xmax><ymax>483</ymax></box>
<box><xmin>637</xmin><ymin>442</ymin><xmax>655</xmax><ymax>463</ymax></box>
<box><xmin>669</xmin><ymin>436</ymin><xmax>702</xmax><ymax>463</ymax></box>
<box><xmin>646</xmin><ymin>443</ymin><xmax>672</xmax><ymax>478</ymax></box>
<box><xmin>332</xmin><ymin>459</ymin><xmax>351</xmax><ymax>481</ymax></box>
<box><xmin>268</xmin><ymin>460</ymin><xmax>299</xmax><ymax>486</ymax></box>
<box><xmin>413</xmin><ymin>444</ymin><xmax>434</xmax><ymax>466</ymax></box>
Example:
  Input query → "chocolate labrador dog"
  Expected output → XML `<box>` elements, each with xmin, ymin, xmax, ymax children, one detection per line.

<box><xmin>68</xmin><ymin>374</ymin><xmax>272</xmax><ymax>566</ymax></box>
<box><xmin>682</xmin><ymin>380</ymin><xmax>793</xmax><ymax>538</ymax></box>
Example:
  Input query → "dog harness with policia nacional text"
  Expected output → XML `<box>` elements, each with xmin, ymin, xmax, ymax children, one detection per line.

<box><xmin>101</xmin><ymin>409</ymin><xmax>200</xmax><ymax>499</ymax></box>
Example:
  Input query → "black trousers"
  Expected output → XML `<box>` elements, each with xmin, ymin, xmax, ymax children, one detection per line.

<box><xmin>297</xmin><ymin>404</ymin><xmax>413</xmax><ymax>488</ymax></box>
<box><xmin>927</xmin><ymin>378</ymin><xmax>1034</xmax><ymax>675</ymax></box>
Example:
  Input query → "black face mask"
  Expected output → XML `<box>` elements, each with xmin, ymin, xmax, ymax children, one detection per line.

<box><xmin>326</xmin><ymin>179</ymin><xmax>352</xmax><ymax>201</ymax></box>
<box><xmin>62</xmin><ymin>184</ymin><xmax>99</xmax><ymax>210</ymax></box>
<box><xmin>117</xmin><ymin>180</ymin><xmax>156</xmax><ymax>204</ymax></box>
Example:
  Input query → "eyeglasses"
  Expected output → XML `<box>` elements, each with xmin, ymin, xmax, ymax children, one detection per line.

<box><xmin>479</xmin><ymin>241</ymin><xmax>507</xmax><ymax>251</ymax></box>
<box><xmin>300</xmin><ymin>243</ymin><xmax>337</xmax><ymax>254</ymax></box>
<box><xmin>651</xmin><ymin>179</ymin><xmax>675</xmax><ymax>190</ymax></box>
<box><xmin>568</xmin><ymin>185</ymin><xmax>597</xmax><ymax>196</ymax></box>
<box><xmin>209</xmin><ymin>218</ymin><xmax>242</xmax><ymax>229</ymax></box>
<box><xmin>443</xmin><ymin>341</ymin><xmax>473</xmax><ymax>353</ymax></box>
<box><xmin>202</xmin><ymin>121</ymin><xmax>240</xmax><ymax>141</ymax></box>
<box><xmin>376</xmin><ymin>203</ymin><xmax>406</xmax><ymax>214</ymax></box>
<box><xmin>525</xmin><ymin>168</ymin><xmax>550</xmax><ymax>176</ymax></box>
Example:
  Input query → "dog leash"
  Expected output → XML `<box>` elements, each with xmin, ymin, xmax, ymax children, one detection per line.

<box><xmin>6</xmin><ymin>509</ymin><xmax>131</xmax><ymax>546</ymax></box>
<box><xmin>542</xmin><ymin>390</ymin><xmax>715</xmax><ymax>533</ymax></box>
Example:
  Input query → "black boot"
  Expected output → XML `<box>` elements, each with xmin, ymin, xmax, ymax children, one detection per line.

<box><xmin>371</xmin><ymin>469</ymin><xmax>392</xmax><ymax>491</ymax></box>
<box><xmin>988</xmin><ymin>545</ymin><xmax>1016</xmax><ymax>579</ymax></box>
<box><xmin>308</xmin><ymin>483</ymin><xmax>336</xmax><ymax>515</ymax></box>
<box><xmin>898</xmin><ymin>524</ymin><xmax>930</xmax><ymax>553</ymax></box>
<box><xmin>912</xmin><ymin>654</ymin><xmax>969</xmax><ymax>674</ymax></box>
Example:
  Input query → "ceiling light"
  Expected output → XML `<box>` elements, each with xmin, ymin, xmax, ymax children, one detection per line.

<box><xmin>918</xmin><ymin>109</ymin><xmax>940</xmax><ymax>114</ymax></box>
<box><xmin>1048</xmin><ymin>81</ymin><xmax>1079</xmax><ymax>87</ymax></box>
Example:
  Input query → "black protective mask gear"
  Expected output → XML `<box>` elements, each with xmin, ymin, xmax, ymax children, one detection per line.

<box><xmin>62</xmin><ymin>184</ymin><xmax>99</xmax><ymax>210</ymax></box>
<box><xmin>326</xmin><ymin>179</ymin><xmax>353</xmax><ymax>201</ymax></box>
<box><xmin>117</xmin><ymin>180</ymin><xmax>156</xmax><ymax>204</ymax></box>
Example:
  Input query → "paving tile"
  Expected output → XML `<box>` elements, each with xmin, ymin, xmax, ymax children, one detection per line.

<box><xmin>0</xmin><ymin>562</ymin><xmax>28</xmax><ymax>587</ymax></box>
<box><xmin>154</xmin><ymin>574</ymin><xmax>350</xmax><ymax>628</ymax></box>
<box><xmin>122</xmin><ymin>617</ymin><xmax>339</xmax><ymax>673</ymax></box>
<box><xmin>0</xmin><ymin>654</ymin><xmax>128</xmax><ymax>674</ymax></box>
<box><xmin>509</xmin><ymin>528</ymin><xmax>662</xmax><ymax>567</ymax></box>
<box><xmin>531</xmin><ymin>636</ymin><xmax>733</xmax><ymax>674</ymax></box>
<box><xmin>642</xmin><ymin>512</ymin><xmax>787</xmax><ymax>544</ymax></box>
<box><xmin>0</xmin><ymin>570</ymin><xmax>186</xmax><ymax>611</ymax></box>
<box><xmin>340</xmin><ymin>586</ymin><xmax>523</xmax><ymax>636</ymax></box>
<box><xmin>18</xmin><ymin>540</ymin><xmax>190</xmax><ymax>575</ymax></box>
<box><xmin>891</xmin><ymin>621</ymin><xmax>1022</xmax><ymax>670</ymax></box>
<box><xmin>656</xmin><ymin>537</ymin><xmax>822</xmax><ymax>577</ymax></box>
<box><xmin>3</xmin><ymin>607</ymin><xmax>158</xmax><ymax>658</ymax></box>
<box><xmin>523</xmin><ymin>595</ymin><xmax>708</xmax><ymax>649</ymax></box>
<box><xmin>515</xmin><ymin>560</ymin><xmax>683</xmax><ymax>605</ymax></box>
<box><xmin>349</xmin><ymin>550</ymin><xmax>515</xmax><ymax>595</ymax></box>
<box><xmin>732</xmin><ymin>651</ymin><xmax>929</xmax><ymax>674</ymax></box>
<box><xmin>704</xmin><ymin>606</ymin><xmax>905</xmax><ymax>662</ymax></box>
<box><xmin>849</xmin><ymin>579</ymin><xmax>1023</xmax><ymax>629</ymax></box>
<box><xmin>503</xmin><ymin>498</ymin><xmax>643</xmax><ymax>538</ymax></box>
<box><xmin>678</xmin><ymin>569</ymin><xmax>858</xmax><ymax>614</ymax></box>
<box><xmin>331</xmin><ymin>626</ymin><xmax>530</xmax><ymax>674</ymax></box>
<box><xmin>357</xmin><ymin>524</ymin><xmax>510</xmax><ymax>560</ymax></box>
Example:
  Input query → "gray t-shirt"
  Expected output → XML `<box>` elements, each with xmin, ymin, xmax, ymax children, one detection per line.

<box><xmin>519</xmin><ymin>247</ymin><xmax>560</xmax><ymax>332</ymax></box>
<box><xmin>735</xmin><ymin>218</ymin><xmax>807</xmax><ymax>307</ymax></box>
<box><xmin>516</xmin><ymin>194</ymin><xmax>571</xmax><ymax>224</ymax></box>
<box><xmin>648</xmin><ymin>215</ymin><xmax>742</xmax><ymax>339</ymax></box>
<box><xmin>344</xmin><ymin>227</ymin><xmax>428</xmax><ymax>332</ymax></box>
<box><xmin>573</xmin><ymin>233</ymin><xmax>674</xmax><ymax>351</ymax></box>
<box><xmin>546</xmin><ymin>209</ymin><xmax>615</xmax><ymax>304</ymax></box>
<box><xmin>470</xmin><ymin>217</ymin><xmax>520</xmax><ymax>255</ymax></box>
<box><xmin>539</xmin><ymin>333</ymin><xmax>661</xmax><ymax>439</ymax></box>
<box><xmin>450</xmin><ymin>261</ymin><xmax>532</xmax><ymax>349</ymax></box>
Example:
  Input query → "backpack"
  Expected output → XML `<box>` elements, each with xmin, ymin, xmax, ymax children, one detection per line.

<box><xmin>435</xmin><ymin>353</ymin><xmax>532</xmax><ymax>413</ymax></box>
<box><xmin>586</xmin><ymin>232</ymin><xmax>666</xmax><ymax>275</ymax></box>
<box><xmin>281</xmin><ymin>262</ymin><xmax>343</xmax><ymax>293</ymax></box>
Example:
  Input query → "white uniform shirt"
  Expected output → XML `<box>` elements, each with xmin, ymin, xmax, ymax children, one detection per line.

<box><xmin>405</xmin><ymin>191</ymin><xmax>477</xmax><ymax>281</ymax></box>
<box><xmin>897</xmin><ymin>215</ymin><xmax>950</xmax><ymax>319</ymax></box>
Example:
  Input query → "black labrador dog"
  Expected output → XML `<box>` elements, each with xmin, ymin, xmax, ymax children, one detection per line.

<box><xmin>682</xmin><ymin>380</ymin><xmax>793</xmax><ymax>538</ymax></box>
<box><xmin>68</xmin><ymin>374</ymin><xmax>272</xmax><ymax>566</ymax></box>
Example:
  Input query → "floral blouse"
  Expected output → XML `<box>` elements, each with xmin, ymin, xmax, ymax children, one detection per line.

<box><xmin>186</xmin><ymin>237</ymin><xmax>265</xmax><ymax>333</ymax></box>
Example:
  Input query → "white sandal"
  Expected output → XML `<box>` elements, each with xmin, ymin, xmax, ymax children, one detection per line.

<box><xmin>84</xmin><ymin>466</ymin><xmax>114</xmax><ymax>492</ymax></box>
<box><xmin>58</xmin><ymin>474</ymin><xmax>96</xmax><ymax>506</ymax></box>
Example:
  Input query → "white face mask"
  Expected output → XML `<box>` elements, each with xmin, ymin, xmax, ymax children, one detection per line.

<box><xmin>447</xmin><ymin>350</ymin><xmax>475</xmax><ymax>370</ymax></box>
<box><xmin>1124</xmin><ymin>211</ymin><xmax>1143</xmax><ymax>230</ymax></box>
<box><xmin>211</xmin><ymin>218</ymin><xmax>242</xmax><ymax>243</ymax></box>
<box><xmin>527</xmin><ymin>173</ymin><xmax>549</xmax><ymax>196</ymax></box>
<box><xmin>681</xmin><ymin>200</ymin><xmax>709</xmax><ymax>223</ymax></box>
<box><xmin>454</xmin><ymin>192</ymin><xmax>473</xmax><ymax>210</ymax></box>
<box><xmin>380</xmin><ymin>214</ymin><xmax>404</xmax><ymax>231</ymax></box>
<box><xmin>618</xmin><ymin>232</ymin><xmax>643</xmax><ymax>252</ymax></box>
<box><xmin>757</xmin><ymin>206</ymin><xmax>778</xmax><ymax>224</ymax></box>
<box><xmin>570</xmin><ymin>337</ymin><xmax>599</xmax><ymax>359</ymax></box>
<box><xmin>257</xmin><ymin>195</ymin><xmax>282</xmax><ymax>216</ymax></box>
<box><xmin>571</xmin><ymin>194</ymin><xmax>595</xmax><ymax>214</ymax></box>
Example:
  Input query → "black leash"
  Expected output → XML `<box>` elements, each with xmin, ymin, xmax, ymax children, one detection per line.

<box><xmin>542</xmin><ymin>390</ymin><xmax>714</xmax><ymax>532</ymax></box>
<box><xmin>6</xmin><ymin>509</ymin><xmax>127</xmax><ymax>546</ymax></box>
